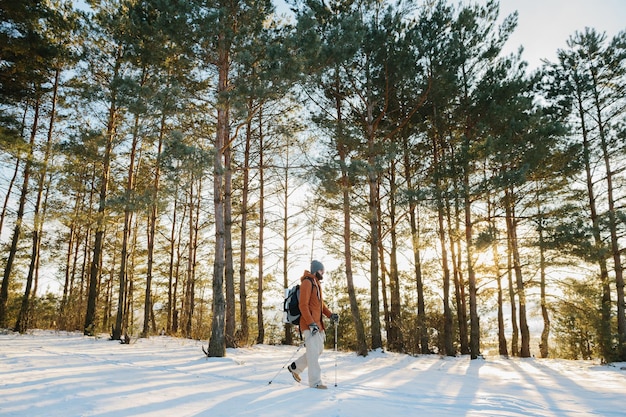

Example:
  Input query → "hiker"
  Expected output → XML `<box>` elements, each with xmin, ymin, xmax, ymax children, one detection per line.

<box><xmin>288</xmin><ymin>260</ymin><xmax>339</xmax><ymax>389</ymax></box>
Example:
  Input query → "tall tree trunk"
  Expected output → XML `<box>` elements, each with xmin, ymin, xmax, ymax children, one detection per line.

<box><xmin>60</xmin><ymin>215</ymin><xmax>77</xmax><ymax>328</ymax></box>
<box><xmin>411</xmin><ymin>207</ymin><xmax>429</xmax><ymax>354</ymax></box>
<box><xmin>256</xmin><ymin>110</ymin><xmax>265</xmax><ymax>345</ymax></box>
<box><xmin>464</xmin><ymin>160</ymin><xmax>480</xmax><ymax>359</ymax></box>
<box><xmin>167</xmin><ymin>193</ymin><xmax>179</xmax><ymax>333</ymax></box>
<box><xmin>432</xmin><ymin>131</ymin><xmax>454</xmax><ymax>356</ymax></box>
<box><xmin>32</xmin><ymin>169</ymin><xmax>52</xmax><ymax>322</ymax></box>
<box><xmin>378</xmin><ymin>198</ymin><xmax>390</xmax><ymax>345</ymax></box>
<box><xmin>505</xmin><ymin>187</ymin><xmax>530</xmax><ymax>357</ymax></box>
<box><xmin>387</xmin><ymin>159</ymin><xmax>403</xmax><ymax>352</ymax></box>
<box><xmin>402</xmin><ymin>136</ymin><xmax>428</xmax><ymax>354</ymax></box>
<box><xmin>15</xmin><ymin>130</ymin><xmax>41</xmax><ymax>332</ymax></box>
<box><xmin>340</xmin><ymin>159</ymin><xmax>368</xmax><ymax>356</ymax></box>
<box><xmin>1</xmin><ymin>95</ymin><xmax>39</xmax><ymax>328</ymax></box>
<box><xmin>366</xmin><ymin>120</ymin><xmax>383</xmax><ymax>351</ymax></box>
<box><xmin>487</xmin><ymin>186</ymin><xmax>508</xmax><ymax>357</ymax></box>
<box><xmin>182</xmin><ymin>187</ymin><xmax>193</xmax><ymax>338</ymax></box>
<box><xmin>183</xmin><ymin>181</ymin><xmax>199</xmax><ymax>338</ymax></box>
<box><xmin>239</xmin><ymin>108</ymin><xmax>252</xmax><ymax>346</ymax></box>
<box><xmin>174</xmin><ymin>198</ymin><xmax>186</xmax><ymax>334</ymax></box>
<box><xmin>15</xmin><ymin>69</ymin><xmax>60</xmax><ymax>332</ymax></box>
<box><xmin>281</xmin><ymin>129</ymin><xmax>292</xmax><ymax>346</ymax></box>
<box><xmin>538</xmin><ymin>210</ymin><xmax>550</xmax><ymax>358</ymax></box>
<box><xmin>333</xmin><ymin>79</ymin><xmax>367</xmax><ymax>356</ymax></box>
<box><xmin>207</xmin><ymin>34</ymin><xmax>228</xmax><ymax>357</ymax></box>
<box><xmin>575</xmin><ymin>88</ymin><xmax>613</xmax><ymax>361</ymax></box>
<box><xmin>0</xmin><ymin>158</ymin><xmax>20</xmax><ymax>241</ymax></box>
<box><xmin>113</xmin><ymin>106</ymin><xmax>142</xmax><ymax>341</ymax></box>
<box><xmin>507</xmin><ymin>245</ymin><xmax>519</xmax><ymax>356</ymax></box>
<box><xmin>438</xmin><ymin>201</ymin><xmax>454</xmax><ymax>356</ymax></box>
<box><xmin>186</xmin><ymin>181</ymin><xmax>201</xmax><ymax>338</ymax></box>
<box><xmin>224</xmin><ymin>141</ymin><xmax>236</xmax><ymax>348</ymax></box>
<box><xmin>79</xmin><ymin>172</ymin><xmax>96</xmax><ymax>330</ymax></box>
<box><xmin>447</xmin><ymin>194</ymin><xmax>468</xmax><ymax>355</ymax></box>
<box><xmin>591</xmin><ymin>72</ymin><xmax>626</xmax><ymax>357</ymax></box>
<box><xmin>60</xmin><ymin>184</ymin><xmax>88</xmax><ymax>330</ymax></box>
<box><xmin>495</xmin><ymin>236</ymin><xmax>508</xmax><ymax>357</ymax></box>
<box><xmin>143</xmin><ymin>113</ymin><xmax>166</xmax><ymax>337</ymax></box>
<box><xmin>172</xmin><ymin>199</ymin><xmax>184</xmax><ymax>334</ymax></box>
<box><xmin>103</xmin><ymin>265</ymin><xmax>114</xmax><ymax>331</ymax></box>
<box><xmin>84</xmin><ymin>48</ymin><xmax>122</xmax><ymax>336</ymax></box>
<box><xmin>0</xmin><ymin>106</ymin><xmax>28</xmax><ymax>242</ymax></box>
<box><xmin>126</xmin><ymin>218</ymin><xmax>141</xmax><ymax>335</ymax></box>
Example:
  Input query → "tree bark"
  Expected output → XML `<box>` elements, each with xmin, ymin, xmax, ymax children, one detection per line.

<box><xmin>0</xmin><ymin>158</ymin><xmax>20</xmax><ymax>242</ymax></box>
<box><xmin>143</xmin><ymin>112</ymin><xmax>166</xmax><ymax>337</ymax></box>
<box><xmin>256</xmin><ymin>110</ymin><xmax>265</xmax><ymax>345</ymax></box>
<box><xmin>432</xmin><ymin>130</ymin><xmax>454</xmax><ymax>356</ymax></box>
<box><xmin>507</xmin><ymin>246</ymin><xmax>519</xmax><ymax>356</ymax></box>
<box><xmin>387</xmin><ymin>160</ymin><xmax>403</xmax><ymax>352</ymax></box>
<box><xmin>224</xmin><ymin>141</ymin><xmax>236</xmax><ymax>348</ymax></box>
<box><xmin>574</xmin><ymin>80</ymin><xmax>613</xmax><ymax>361</ymax></box>
<box><xmin>0</xmin><ymin>95</ymin><xmax>38</xmax><ymax>328</ymax></box>
<box><xmin>488</xmin><ymin>191</ymin><xmax>508</xmax><ymax>357</ymax></box>
<box><xmin>402</xmin><ymin>135</ymin><xmax>429</xmax><ymax>354</ymax></box>
<box><xmin>505</xmin><ymin>187</ymin><xmax>530</xmax><ymax>357</ymax></box>
<box><xmin>366</xmin><ymin>114</ymin><xmax>383</xmax><ymax>350</ymax></box>
<box><xmin>332</xmin><ymin>74</ymin><xmax>368</xmax><ymax>356</ymax></box>
<box><xmin>239</xmin><ymin>108</ymin><xmax>252</xmax><ymax>346</ymax></box>
<box><xmin>447</xmin><ymin>194</ymin><xmax>468</xmax><ymax>355</ymax></box>
<box><xmin>113</xmin><ymin>109</ymin><xmax>141</xmax><ymax>341</ymax></box>
<box><xmin>340</xmin><ymin>161</ymin><xmax>368</xmax><ymax>356</ymax></box>
<box><xmin>207</xmin><ymin>33</ymin><xmax>228</xmax><ymax>357</ymax></box>
<box><xmin>84</xmin><ymin>46</ymin><xmax>122</xmax><ymax>336</ymax></box>
<box><xmin>538</xmin><ymin>213</ymin><xmax>550</xmax><ymax>358</ymax></box>
<box><xmin>16</xmin><ymin>68</ymin><xmax>59</xmax><ymax>332</ymax></box>
<box><xmin>590</xmin><ymin>67</ymin><xmax>626</xmax><ymax>357</ymax></box>
<box><xmin>281</xmin><ymin>128</ymin><xmax>292</xmax><ymax>346</ymax></box>
<box><xmin>464</xmin><ymin>161</ymin><xmax>480</xmax><ymax>359</ymax></box>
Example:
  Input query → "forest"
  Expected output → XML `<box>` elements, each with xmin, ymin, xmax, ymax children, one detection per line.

<box><xmin>0</xmin><ymin>0</ymin><xmax>625</xmax><ymax>363</ymax></box>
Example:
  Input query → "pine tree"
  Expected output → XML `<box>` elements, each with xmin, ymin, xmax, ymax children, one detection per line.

<box><xmin>187</xmin><ymin>0</ymin><xmax>277</xmax><ymax>356</ymax></box>
<box><xmin>547</xmin><ymin>28</ymin><xmax>626</xmax><ymax>361</ymax></box>
<box><xmin>79</xmin><ymin>0</ymin><xmax>130</xmax><ymax>336</ymax></box>
<box><xmin>0</xmin><ymin>0</ymin><xmax>59</xmax><ymax>329</ymax></box>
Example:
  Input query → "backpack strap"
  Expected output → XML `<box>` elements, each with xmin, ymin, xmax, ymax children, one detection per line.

<box><xmin>303</xmin><ymin>277</ymin><xmax>320</xmax><ymax>301</ymax></box>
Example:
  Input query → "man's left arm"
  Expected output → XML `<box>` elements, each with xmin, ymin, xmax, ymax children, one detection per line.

<box><xmin>323</xmin><ymin>304</ymin><xmax>339</xmax><ymax>323</ymax></box>
<box><xmin>322</xmin><ymin>304</ymin><xmax>332</xmax><ymax>318</ymax></box>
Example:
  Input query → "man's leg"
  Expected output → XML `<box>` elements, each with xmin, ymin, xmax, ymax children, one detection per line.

<box><xmin>305</xmin><ymin>330</ymin><xmax>325</xmax><ymax>387</ymax></box>
<box><xmin>293</xmin><ymin>330</ymin><xmax>311</xmax><ymax>373</ymax></box>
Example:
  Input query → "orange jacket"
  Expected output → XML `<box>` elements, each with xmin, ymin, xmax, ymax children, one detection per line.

<box><xmin>298</xmin><ymin>271</ymin><xmax>332</xmax><ymax>333</ymax></box>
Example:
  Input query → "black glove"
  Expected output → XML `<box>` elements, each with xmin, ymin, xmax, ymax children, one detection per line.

<box><xmin>309</xmin><ymin>323</ymin><xmax>319</xmax><ymax>335</ymax></box>
<box><xmin>331</xmin><ymin>313</ymin><xmax>339</xmax><ymax>323</ymax></box>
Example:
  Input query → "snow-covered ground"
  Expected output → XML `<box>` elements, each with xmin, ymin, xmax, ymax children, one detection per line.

<box><xmin>1</xmin><ymin>331</ymin><xmax>625</xmax><ymax>417</ymax></box>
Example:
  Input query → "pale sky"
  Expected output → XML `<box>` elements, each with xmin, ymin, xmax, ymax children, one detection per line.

<box><xmin>495</xmin><ymin>0</ymin><xmax>626</xmax><ymax>69</ymax></box>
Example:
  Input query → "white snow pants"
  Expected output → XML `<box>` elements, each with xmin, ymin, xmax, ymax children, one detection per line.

<box><xmin>294</xmin><ymin>330</ymin><xmax>325</xmax><ymax>387</ymax></box>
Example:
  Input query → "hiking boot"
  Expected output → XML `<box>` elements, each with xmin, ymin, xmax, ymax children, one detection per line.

<box><xmin>313</xmin><ymin>383</ymin><xmax>328</xmax><ymax>389</ymax></box>
<box><xmin>288</xmin><ymin>363</ymin><xmax>301</xmax><ymax>383</ymax></box>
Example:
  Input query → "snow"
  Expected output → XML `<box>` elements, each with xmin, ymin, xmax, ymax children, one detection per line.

<box><xmin>1</xmin><ymin>331</ymin><xmax>625</xmax><ymax>417</ymax></box>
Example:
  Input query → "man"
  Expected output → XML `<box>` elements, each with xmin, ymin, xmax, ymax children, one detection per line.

<box><xmin>288</xmin><ymin>260</ymin><xmax>339</xmax><ymax>389</ymax></box>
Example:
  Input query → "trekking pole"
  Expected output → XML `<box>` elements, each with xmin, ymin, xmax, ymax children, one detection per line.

<box><xmin>268</xmin><ymin>342</ymin><xmax>304</xmax><ymax>385</ymax></box>
<box><xmin>334</xmin><ymin>320</ymin><xmax>338</xmax><ymax>387</ymax></box>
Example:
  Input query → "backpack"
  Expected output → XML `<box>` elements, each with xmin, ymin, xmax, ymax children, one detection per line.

<box><xmin>283</xmin><ymin>277</ymin><xmax>317</xmax><ymax>325</ymax></box>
